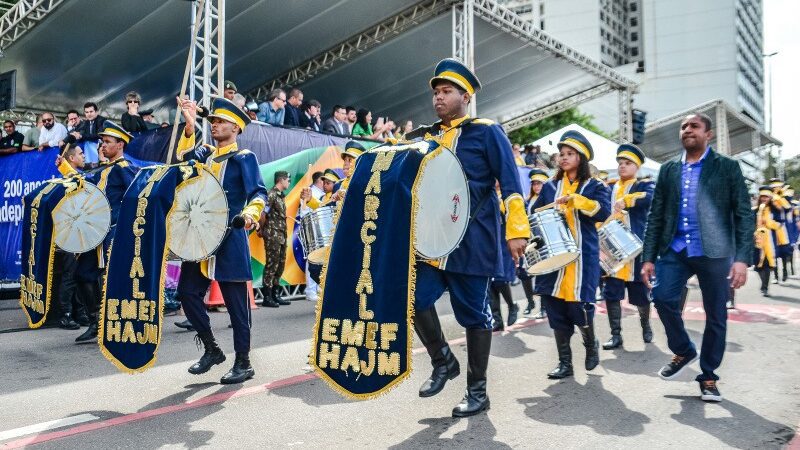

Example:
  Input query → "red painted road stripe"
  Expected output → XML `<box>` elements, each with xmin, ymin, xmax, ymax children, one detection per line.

<box><xmin>1</xmin><ymin>317</ymin><xmax>548</xmax><ymax>449</ymax></box>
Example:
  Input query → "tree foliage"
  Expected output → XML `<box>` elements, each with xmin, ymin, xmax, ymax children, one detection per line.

<box><xmin>784</xmin><ymin>156</ymin><xmax>800</xmax><ymax>192</ymax></box>
<box><xmin>507</xmin><ymin>108</ymin><xmax>607</xmax><ymax>145</ymax></box>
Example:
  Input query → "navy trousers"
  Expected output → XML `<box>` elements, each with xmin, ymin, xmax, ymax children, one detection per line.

<box><xmin>414</xmin><ymin>263</ymin><xmax>492</xmax><ymax>329</ymax></box>
<box><xmin>541</xmin><ymin>295</ymin><xmax>595</xmax><ymax>335</ymax></box>
<box><xmin>652</xmin><ymin>249</ymin><xmax>732</xmax><ymax>381</ymax></box>
<box><xmin>602</xmin><ymin>277</ymin><xmax>650</xmax><ymax>307</ymax></box>
<box><xmin>177</xmin><ymin>261</ymin><xmax>251</xmax><ymax>353</ymax></box>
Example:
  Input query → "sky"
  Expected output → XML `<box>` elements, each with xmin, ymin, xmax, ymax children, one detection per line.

<box><xmin>763</xmin><ymin>0</ymin><xmax>799</xmax><ymax>160</ymax></box>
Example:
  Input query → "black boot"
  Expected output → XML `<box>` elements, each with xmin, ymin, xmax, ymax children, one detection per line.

<box><xmin>498</xmin><ymin>283</ymin><xmax>518</xmax><ymax>326</ymax></box>
<box><xmin>75</xmin><ymin>281</ymin><xmax>100</xmax><ymax>342</ymax></box>
<box><xmin>414</xmin><ymin>307</ymin><xmax>459</xmax><ymax>397</ymax></box>
<box><xmin>521</xmin><ymin>278</ymin><xmax>535</xmax><ymax>315</ymax></box>
<box><xmin>489</xmin><ymin>286</ymin><xmax>504</xmax><ymax>331</ymax></box>
<box><xmin>638</xmin><ymin>304</ymin><xmax>653</xmax><ymax>343</ymax></box>
<box><xmin>75</xmin><ymin>322</ymin><xmax>98</xmax><ymax>342</ymax></box>
<box><xmin>188</xmin><ymin>331</ymin><xmax>226</xmax><ymax>374</ymax></box>
<box><xmin>260</xmin><ymin>287</ymin><xmax>279</xmax><ymax>307</ymax></box>
<box><xmin>547</xmin><ymin>329</ymin><xmax>573</xmax><ymax>379</ymax></box>
<box><xmin>452</xmin><ymin>328</ymin><xmax>491</xmax><ymax>417</ymax></box>
<box><xmin>602</xmin><ymin>300</ymin><xmax>623</xmax><ymax>350</ymax></box>
<box><xmin>273</xmin><ymin>285</ymin><xmax>291</xmax><ymax>306</ymax></box>
<box><xmin>580</xmin><ymin>324</ymin><xmax>600</xmax><ymax>371</ymax></box>
<box><xmin>220</xmin><ymin>352</ymin><xmax>255</xmax><ymax>384</ymax></box>
<box><xmin>783</xmin><ymin>258</ymin><xmax>789</xmax><ymax>282</ymax></box>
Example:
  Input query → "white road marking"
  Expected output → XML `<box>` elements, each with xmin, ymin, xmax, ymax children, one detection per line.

<box><xmin>0</xmin><ymin>414</ymin><xmax>99</xmax><ymax>441</ymax></box>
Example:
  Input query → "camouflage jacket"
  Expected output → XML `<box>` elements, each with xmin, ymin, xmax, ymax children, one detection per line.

<box><xmin>260</xmin><ymin>186</ymin><xmax>287</xmax><ymax>243</ymax></box>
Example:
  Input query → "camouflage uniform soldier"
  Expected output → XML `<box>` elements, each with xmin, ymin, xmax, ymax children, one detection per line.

<box><xmin>258</xmin><ymin>171</ymin><xmax>291</xmax><ymax>307</ymax></box>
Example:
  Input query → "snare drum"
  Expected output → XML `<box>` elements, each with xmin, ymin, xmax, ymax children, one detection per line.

<box><xmin>598</xmin><ymin>218</ymin><xmax>643</xmax><ymax>275</ymax></box>
<box><xmin>300</xmin><ymin>205</ymin><xmax>336</xmax><ymax>264</ymax></box>
<box><xmin>525</xmin><ymin>208</ymin><xmax>579</xmax><ymax>275</ymax></box>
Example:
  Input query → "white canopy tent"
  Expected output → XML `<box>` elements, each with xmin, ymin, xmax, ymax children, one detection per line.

<box><xmin>531</xmin><ymin>123</ymin><xmax>661</xmax><ymax>178</ymax></box>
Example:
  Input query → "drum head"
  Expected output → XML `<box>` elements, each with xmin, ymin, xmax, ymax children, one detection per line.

<box><xmin>414</xmin><ymin>149</ymin><xmax>470</xmax><ymax>259</ymax></box>
<box><xmin>527</xmin><ymin>251</ymin><xmax>579</xmax><ymax>276</ymax></box>
<box><xmin>307</xmin><ymin>247</ymin><xmax>330</xmax><ymax>265</ymax></box>
<box><xmin>168</xmin><ymin>169</ymin><xmax>229</xmax><ymax>261</ymax></box>
<box><xmin>53</xmin><ymin>182</ymin><xmax>111</xmax><ymax>253</ymax></box>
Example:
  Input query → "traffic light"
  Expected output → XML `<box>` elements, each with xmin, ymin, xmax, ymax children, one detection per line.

<box><xmin>632</xmin><ymin>108</ymin><xmax>646</xmax><ymax>144</ymax></box>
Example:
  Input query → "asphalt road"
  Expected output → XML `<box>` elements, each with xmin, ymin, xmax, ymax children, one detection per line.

<box><xmin>1</xmin><ymin>269</ymin><xmax>799</xmax><ymax>449</ymax></box>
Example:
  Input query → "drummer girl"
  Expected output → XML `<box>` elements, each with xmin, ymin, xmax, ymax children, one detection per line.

<box><xmin>530</xmin><ymin>130</ymin><xmax>611</xmax><ymax>379</ymax></box>
<box><xmin>519</xmin><ymin>168</ymin><xmax>549</xmax><ymax>318</ymax></box>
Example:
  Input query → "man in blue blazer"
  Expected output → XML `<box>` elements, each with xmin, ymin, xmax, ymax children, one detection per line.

<box><xmin>641</xmin><ymin>113</ymin><xmax>753</xmax><ymax>402</ymax></box>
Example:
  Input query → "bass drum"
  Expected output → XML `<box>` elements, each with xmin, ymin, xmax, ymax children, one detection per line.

<box><xmin>52</xmin><ymin>180</ymin><xmax>111</xmax><ymax>253</ymax></box>
<box><xmin>413</xmin><ymin>146</ymin><xmax>470</xmax><ymax>260</ymax></box>
<box><xmin>167</xmin><ymin>168</ymin><xmax>229</xmax><ymax>261</ymax></box>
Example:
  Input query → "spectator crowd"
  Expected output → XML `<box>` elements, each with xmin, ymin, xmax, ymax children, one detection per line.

<box><xmin>0</xmin><ymin>82</ymin><xmax>421</xmax><ymax>159</ymax></box>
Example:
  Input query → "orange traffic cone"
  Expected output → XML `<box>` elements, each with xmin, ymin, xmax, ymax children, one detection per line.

<box><xmin>206</xmin><ymin>280</ymin><xmax>258</xmax><ymax>310</ymax></box>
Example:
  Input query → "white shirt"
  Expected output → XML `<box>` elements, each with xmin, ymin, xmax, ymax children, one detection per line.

<box><xmin>38</xmin><ymin>123</ymin><xmax>68</xmax><ymax>147</ymax></box>
<box><xmin>310</xmin><ymin>184</ymin><xmax>325</xmax><ymax>200</ymax></box>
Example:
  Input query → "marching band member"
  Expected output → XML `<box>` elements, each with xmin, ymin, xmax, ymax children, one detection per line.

<box><xmin>782</xmin><ymin>184</ymin><xmax>797</xmax><ymax>276</ymax></box>
<box><xmin>530</xmin><ymin>130</ymin><xmax>611</xmax><ymax>379</ymax></box>
<box><xmin>768</xmin><ymin>178</ymin><xmax>792</xmax><ymax>283</ymax></box>
<box><xmin>414</xmin><ymin>59</ymin><xmax>529</xmax><ymax>417</ymax></box>
<box><xmin>490</xmin><ymin>186</ymin><xmax>520</xmax><ymax>331</ymax></box>
<box><xmin>302</xmin><ymin>141</ymin><xmax>364</xmax><ymax>209</ymax></box>
<box><xmin>520</xmin><ymin>169</ymin><xmax>548</xmax><ymax>317</ymax></box>
<box><xmin>176</xmin><ymin>96</ymin><xmax>268</xmax><ymax>384</ymax></box>
<box><xmin>753</xmin><ymin>186</ymin><xmax>781</xmax><ymax>296</ymax></box>
<box><xmin>57</xmin><ymin>121</ymin><xmax>138</xmax><ymax>343</ymax></box>
<box><xmin>601</xmin><ymin>144</ymin><xmax>654</xmax><ymax>350</ymax></box>
<box><xmin>52</xmin><ymin>146</ymin><xmax>89</xmax><ymax>330</ymax></box>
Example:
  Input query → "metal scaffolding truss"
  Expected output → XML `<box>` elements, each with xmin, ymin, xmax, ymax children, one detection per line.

<box><xmin>0</xmin><ymin>0</ymin><xmax>64</xmax><ymax>51</ymax></box>
<box><xmin>247</xmin><ymin>0</ymin><xmax>454</xmax><ymax>100</ymax></box>
<box><xmin>470</xmin><ymin>0</ymin><xmax>636</xmax><ymax>90</ymax></box>
<box><xmin>189</xmin><ymin>0</ymin><xmax>224</xmax><ymax>103</ymax></box>
<box><xmin>188</xmin><ymin>0</ymin><xmax>224</xmax><ymax>144</ymax></box>
<box><xmin>452</xmin><ymin>0</ymin><xmax>476</xmax><ymax>116</ymax></box>
<box><xmin>501</xmin><ymin>83</ymin><xmax>617</xmax><ymax>132</ymax></box>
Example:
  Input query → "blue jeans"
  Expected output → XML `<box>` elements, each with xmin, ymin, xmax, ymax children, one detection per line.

<box><xmin>652</xmin><ymin>249</ymin><xmax>732</xmax><ymax>381</ymax></box>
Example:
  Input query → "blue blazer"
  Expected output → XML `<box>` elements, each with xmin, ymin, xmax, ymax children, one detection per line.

<box><xmin>426</xmin><ymin>119</ymin><xmax>525</xmax><ymax>277</ymax></box>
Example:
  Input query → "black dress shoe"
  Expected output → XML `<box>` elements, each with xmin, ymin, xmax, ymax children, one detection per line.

<box><xmin>188</xmin><ymin>332</ymin><xmax>226</xmax><ymax>374</ymax></box>
<box><xmin>59</xmin><ymin>317</ymin><xmax>80</xmax><ymax>330</ymax></box>
<box><xmin>75</xmin><ymin>323</ymin><xmax>98</xmax><ymax>343</ymax></box>
<box><xmin>175</xmin><ymin>319</ymin><xmax>195</xmax><ymax>331</ymax></box>
<box><xmin>220</xmin><ymin>352</ymin><xmax>255</xmax><ymax>384</ymax></box>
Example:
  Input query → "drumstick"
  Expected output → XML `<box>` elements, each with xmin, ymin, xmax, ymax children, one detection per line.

<box><xmin>165</xmin><ymin>0</ymin><xmax>206</xmax><ymax>165</ymax></box>
<box><xmin>534</xmin><ymin>202</ymin><xmax>557</xmax><ymax>213</ymax></box>
<box><xmin>59</xmin><ymin>143</ymin><xmax>71</xmax><ymax>158</ymax></box>
<box><xmin>300</xmin><ymin>163</ymin><xmax>311</xmax><ymax>208</ymax></box>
